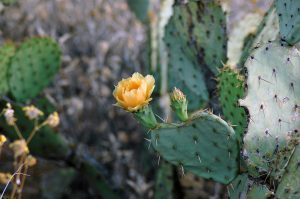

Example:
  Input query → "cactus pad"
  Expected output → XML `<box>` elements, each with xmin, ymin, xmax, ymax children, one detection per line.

<box><xmin>276</xmin><ymin>144</ymin><xmax>300</xmax><ymax>199</ymax></box>
<box><xmin>164</xmin><ymin>1</ymin><xmax>227</xmax><ymax>110</ymax></box>
<box><xmin>151</xmin><ymin>111</ymin><xmax>239</xmax><ymax>184</ymax></box>
<box><xmin>276</xmin><ymin>0</ymin><xmax>300</xmax><ymax>45</ymax></box>
<box><xmin>238</xmin><ymin>5</ymin><xmax>279</xmax><ymax>67</ymax></box>
<box><xmin>0</xmin><ymin>43</ymin><xmax>15</xmax><ymax>95</ymax></box>
<box><xmin>229</xmin><ymin>174</ymin><xmax>272</xmax><ymax>199</ymax></box>
<box><xmin>228</xmin><ymin>174</ymin><xmax>249</xmax><ymax>199</ymax></box>
<box><xmin>126</xmin><ymin>0</ymin><xmax>149</xmax><ymax>22</ymax></box>
<box><xmin>240</xmin><ymin>42</ymin><xmax>300</xmax><ymax>180</ymax></box>
<box><xmin>154</xmin><ymin>161</ymin><xmax>174</xmax><ymax>199</ymax></box>
<box><xmin>217</xmin><ymin>66</ymin><xmax>247</xmax><ymax>142</ymax></box>
<box><xmin>8</xmin><ymin>37</ymin><xmax>61</xmax><ymax>102</ymax></box>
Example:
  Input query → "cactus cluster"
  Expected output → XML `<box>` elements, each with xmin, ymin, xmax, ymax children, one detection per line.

<box><xmin>121</xmin><ymin>0</ymin><xmax>300</xmax><ymax>198</ymax></box>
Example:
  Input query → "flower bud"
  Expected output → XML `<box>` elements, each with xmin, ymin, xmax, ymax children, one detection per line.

<box><xmin>170</xmin><ymin>88</ymin><xmax>188</xmax><ymax>121</ymax></box>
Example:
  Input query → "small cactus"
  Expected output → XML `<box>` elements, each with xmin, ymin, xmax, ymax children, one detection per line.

<box><xmin>217</xmin><ymin>66</ymin><xmax>247</xmax><ymax>142</ymax></box>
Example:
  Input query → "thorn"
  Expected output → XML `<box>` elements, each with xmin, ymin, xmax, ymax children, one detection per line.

<box><xmin>274</xmin><ymin>94</ymin><xmax>278</xmax><ymax>102</ymax></box>
<box><xmin>230</xmin><ymin>183</ymin><xmax>234</xmax><ymax>191</ymax></box>
<box><xmin>258</xmin><ymin>76</ymin><xmax>272</xmax><ymax>85</ymax></box>
<box><xmin>265</xmin><ymin>129</ymin><xmax>273</xmax><ymax>137</ymax></box>
<box><xmin>272</xmin><ymin>68</ymin><xmax>277</xmax><ymax>80</ymax></box>
<box><xmin>259</xmin><ymin>104</ymin><xmax>265</xmax><ymax>116</ymax></box>
<box><xmin>155</xmin><ymin>114</ymin><xmax>166</xmax><ymax>123</ymax></box>
<box><xmin>197</xmin><ymin>154</ymin><xmax>202</xmax><ymax>163</ymax></box>
<box><xmin>180</xmin><ymin>164</ymin><xmax>185</xmax><ymax>176</ymax></box>
<box><xmin>155</xmin><ymin>137</ymin><xmax>158</xmax><ymax>146</ymax></box>
<box><xmin>157</xmin><ymin>155</ymin><xmax>160</xmax><ymax>166</ymax></box>
<box><xmin>290</xmin><ymin>82</ymin><xmax>294</xmax><ymax>93</ymax></box>
<box><xmin>144</xmin><ymin>138</ymin><xmax>152</xmax><ymax>150</ymax></box>
<box><xmin>282</xmin><ymin>97</ymin><xmax>290</xmax><ymax>103</ymax></box>
<box><xmin>146</xmin><ymin>129</ymin><xmax>151</xmax><ymax>134</ymax></box>
<box><xmin>227</xmin><ymin>187</ymin><xmax>230</xmax><ymax>197</ymax></box>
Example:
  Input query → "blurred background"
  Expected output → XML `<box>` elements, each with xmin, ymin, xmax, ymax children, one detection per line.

<box><xmin>0</xmin><ymin>0</ymin><xmax>272</xmax><ymax>198</ymax></box>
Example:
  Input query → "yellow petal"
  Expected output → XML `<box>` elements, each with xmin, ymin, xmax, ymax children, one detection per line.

<box><xmin>145</xmin><ymin>75</ymin><xmax>155</xmax><ymax>98</ymax></box>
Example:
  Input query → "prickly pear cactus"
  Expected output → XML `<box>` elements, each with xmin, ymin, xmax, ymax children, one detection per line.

<box><xmin>240</xmin><ymin>42</ymin><xmax>300</xmax><ymax>180</ymax></box>
<box><xmin>276</xmin><ymin>144</ymin><xmax>300</xmax><ymax>199</ymax></box>
<box><xmin>229</xmin><ymin>174</ymin><xmax>272</xmax><ymax>199</ymax></box>
<box><xmin>8</xmin><ymin>37</ymin><xmax>61</xmax><ymax>102</ymax></box>
<box><xmin>247</xmin><ymin>183</ymin><xmax>272</xmax><ymax>199</ymax></box>
<box><xmin>126</xmin><ymin>0</ymin><xmax>149</xmax><ymax>22</ymax></box>
<box><xmin>0</xmin><ymin>43</ymin><xmax>15</xmax><ymax>95</ymax></box>
<box><xmin>164</xmin><ymin>0</ymin><xmax>227</xmax><ymax>110</ymax></box>
<box><xmin>276</xmin><ymin>0</ymin><xmax>300</xmax><ymax>45</ymax></box>
<box><xmin>228</xmin><ymin>174</ymin><xmax>249</xmax><ymax>199</ymax></box>
<box><xmin>217</xmin><ymin>66</ymin><xmax>247</xmax><ymax>142</ymax></box>
<box><xmin>151</xmin><ymin>111</ymin><xmax>239</xmax><ymax>184</ymax></box>
<box><xmin>154</xmin><ymin>161</ymin><xmax>174</xmax><ymax>199</ymax></box>
<box><xmin>238</xmin><ymin>4</ymin><xmax>279</xmax><ymax>67</ymax></box>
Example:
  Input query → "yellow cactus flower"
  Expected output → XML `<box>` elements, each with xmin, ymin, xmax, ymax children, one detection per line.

<box><xmin>4</xmin><ymin>103</ymin><xmax>16</xmax><ymax>126</ymax></box>
<box><xmin>0</xmin><ymin>134</ymin><xmax>7</xmax><ymax>146</ymax></box>
<box><xmin>23</xmin><ymin>105</ymin><xmax>44</xmax><ymax>120</ymax></box>
<box><xmin>0</xmin><ymin>173</ymin><xmax>12</xmax><ymax>184</ymax></box>
<box><xmin>46</xmin><ymin>112</ymin><xmax>60</xmax><ymax>128</ymax></box>
<box><xmin>9</xmin><ymin>139</ymin><xmax>29</xmax><ymax>158</ymax></box>
<box><xmin>113</xmin><ymin>72</ymin><xmax>155</xmax><ymax>112</ymax></box>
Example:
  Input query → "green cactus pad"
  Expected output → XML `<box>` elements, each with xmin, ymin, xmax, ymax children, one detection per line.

<box><xmin>126</xmin><ymin>0</ymin><xmax>149</xmax><ymax>22</ymax></box>
<box><xmin>276</xmin><ymin>144</ymin><xmax>300</xmax><ymax>199</ymax></box>
<box><xmin>151</xmin><ymin>111</ymin><xmax>239</xmax><ymax>184</ymax></box>
<box><xmin>247</xmin><ymin>184</ymin><xmax>272</xmax><ymax>199</ymax></box>
<box><xmin>240</xmin><ymin>42</ymin><xmax>300</xmax><ymax>180</ymax></box>
<box><xmin>154</xmin><ymin>161</ymin><xmax>174</xmax><ymax>199</ymax></box>
<box><xmin>164</xmin><ymin>1</ymin><xmax>227</xmax><ymax>110</ymax></box>
<box><xmin>228</xmin><ymin>174</ymin><xmax>249</xmax><ymax>199</ymax></box>
<box><xmin>276</xmin><ymin>0</ymin><xmax>300</xmax><ymax>45</ymax></box>
<box><xmin>8</xmin><ymin>37</ymin><xmax>61</xmax><ymax>102</ymax></box>
<box><xmin>0</xmin><ymin>43</ymin><xmax>16</xmax><ymax>95</ymax></box>
<box><xmin>217</xmin><ymin>66</ymin><xmax>247</xmax><ymax>142</ymax></box>
<box><xmin>238</xmin><ymin>4</ymin><xmax>279</xmax><ymax>68</ymax></box>
<box><xmin>229</xmin><ymin>174</ymin><xmax>272</xmax><ymax>199</ymax></box>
